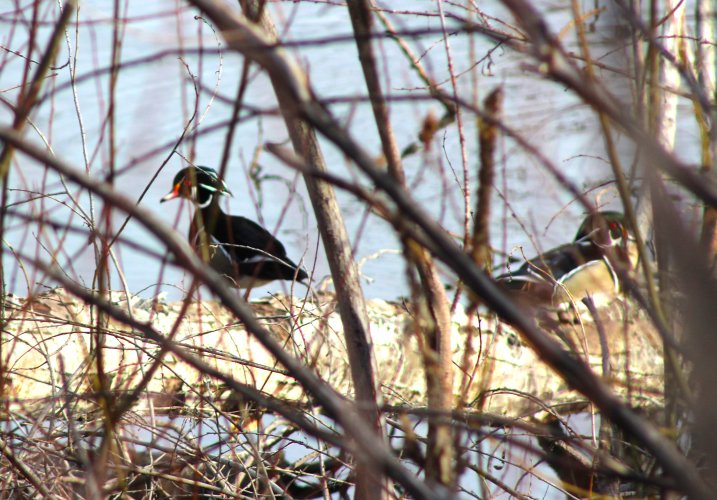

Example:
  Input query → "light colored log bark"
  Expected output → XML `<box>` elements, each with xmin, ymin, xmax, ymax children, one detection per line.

<box><xmin>3</xmin><ymin>289</ymin><xmax>663</xmax><ymax>418</ymax></box>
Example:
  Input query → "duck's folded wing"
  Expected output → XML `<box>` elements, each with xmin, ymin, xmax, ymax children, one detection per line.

<box><xmin>215</xmin><ymin>217</ymin><xmax>306</xmax><ymax>281</ymax></box>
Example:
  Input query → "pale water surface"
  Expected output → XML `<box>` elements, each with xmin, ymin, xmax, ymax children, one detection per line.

<box><xmin>1</xmin><ymin>0</ymin><xmax>638</xmax><ymax>302</ymax></box>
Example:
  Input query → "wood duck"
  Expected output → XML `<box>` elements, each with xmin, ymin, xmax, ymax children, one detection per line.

<box><xmin>161</xmin><ymin>166</ymin><xmax>308</xmax><ymax>288</ymax></box>
<box><xmin>496</xmin><ymin>211</ymin><xmax>636</xmax><ymax>306</ymax></box>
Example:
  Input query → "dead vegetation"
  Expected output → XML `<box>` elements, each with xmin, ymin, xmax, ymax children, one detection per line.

<box><xmin>1</xmin><ymin>0</ymin><xmax>716</xmax><ymax>498</ymax></box>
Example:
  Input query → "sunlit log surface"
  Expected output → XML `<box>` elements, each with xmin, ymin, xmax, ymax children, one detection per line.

<box><xmin>2</xmin><ymin>288</ymin><xmax>663</xmax><ymax>417</ymax></box>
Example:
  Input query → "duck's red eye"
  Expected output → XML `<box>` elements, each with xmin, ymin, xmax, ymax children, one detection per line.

<box><xmin>607</xmin><ymin>221</ymin><xmax>622</xmax><ymax>239</ymax></box>
<box><xmin>184</xmin><ymin>179</ymin><xmax>192</xmax><ymax>187</ymax></box>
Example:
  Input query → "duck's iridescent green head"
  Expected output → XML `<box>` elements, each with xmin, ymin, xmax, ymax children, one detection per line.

<box><xmin>574</xmin><ymin>211</ymin><xmax>629</xmax><ymax>247</ymax></box>
<box><xmin>161</xmin><ymin>166</ymin><xmax>232</xmax><ymax>206</ymax></box>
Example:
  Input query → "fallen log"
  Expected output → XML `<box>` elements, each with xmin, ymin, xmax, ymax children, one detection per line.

<box><xmin>0</xmin><ymin>288</ymin><xmax>663</xmax><ymax>417</ymax></box>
